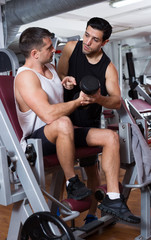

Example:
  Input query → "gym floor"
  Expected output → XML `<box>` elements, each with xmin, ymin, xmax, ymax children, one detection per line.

<box><xmin>0</xmin><ymin>167</ymin><xmax>141</xmax><ymax>240</ymax></box>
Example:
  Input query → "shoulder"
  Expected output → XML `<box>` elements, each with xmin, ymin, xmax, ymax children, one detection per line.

<box><xmin>106</xmin><ymin>62</ymin><xmax>118</xmax><ymax>82</ymax></box>
<box><xmin>65</xmin><ymin>40</ymin><xmax>78</xmax><ymax>49</ymax></box>
<box><xmin>62</xmin><ymin>40</ymin><xmax>78</xmax><ymax>57</ymax></box>
<box><xmin>15</xmin><ymin>68</ymin><xmax>39</xmax><ymax>86</ymax></box>
<box><xmin>16</xmin><ymin>68</ymin><xmax>36</xmax><ymax>78</ymax></box>
<box><xmin>107</xmin><ymin>62</ymin><xmax>117</xmax><ymax>72</ymax></box>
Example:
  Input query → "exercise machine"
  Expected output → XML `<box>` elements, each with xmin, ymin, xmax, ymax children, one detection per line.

<box><xmin>1</xmin><ymin>48</ymin><xmax>151</xmax><ymax>240</ymax></box>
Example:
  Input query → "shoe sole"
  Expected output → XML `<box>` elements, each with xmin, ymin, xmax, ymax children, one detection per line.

<box><xmin>98</xmin><ymin>204</ymin><xmax>140</xmax><ymax>224</ymax></box>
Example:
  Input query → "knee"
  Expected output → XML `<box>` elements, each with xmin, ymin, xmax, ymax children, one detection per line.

<box><xmin>55</xmin><ymin>116</ymin><xmax>74</xmax><ymax>135</ymax></box>
<box><xmin>107</xmin><ymin>130</ymin><xmax>120</xmax><ymax>148</ymax></box>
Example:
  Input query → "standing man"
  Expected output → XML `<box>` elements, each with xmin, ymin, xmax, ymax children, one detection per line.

<box><xmin>58</xmin><ymin>17</ymin><xmax>140</xmax><ymax>224</ymax></box>
<box><xmin>58</xmin><ymin>17</ymin><xmax>120</xmax><ymax>128</ymax></box>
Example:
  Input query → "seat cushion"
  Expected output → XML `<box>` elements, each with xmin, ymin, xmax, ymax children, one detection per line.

<box><xmin>44</xmin><ymin>146</ymin><xmax>101</xmax><ymax>168</ymax></box>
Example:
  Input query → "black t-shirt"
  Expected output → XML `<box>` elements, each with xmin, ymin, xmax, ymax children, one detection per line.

<box><xmin>64</xmin><ymin>41</ymin><xmax>111</xmax><ymax>127</ymax></box>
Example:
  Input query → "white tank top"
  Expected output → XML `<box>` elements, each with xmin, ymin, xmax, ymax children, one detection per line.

<box><xmin>15</xmin><ymin>63</ymin><xmax>64</xmax><ymax>150</ymax></box>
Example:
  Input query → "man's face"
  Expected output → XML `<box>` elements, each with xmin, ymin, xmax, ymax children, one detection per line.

<box><xmin>38</xmin><ymin>37</ymin><xmax>55</xmax><ymax>64</ymax></box>
<box><xmin>82</xmin><ymin>26</ymin><xmax>107</xmax><ymax>55</ymax></box>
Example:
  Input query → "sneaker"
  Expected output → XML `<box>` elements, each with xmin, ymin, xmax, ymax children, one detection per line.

<box><xmin>66</xmin><ymin>175</ymin><xmax>92</xmax><ymax>200</ymax></box>
<box><xmin>84</xmin><ymin>214</ymin><xmax>98</xmax><ymax>224</ymax></box>
<box><xmin>98</xmin><ymin>194</ymin><xmax>140</xmax><ymax>224</ymax></box>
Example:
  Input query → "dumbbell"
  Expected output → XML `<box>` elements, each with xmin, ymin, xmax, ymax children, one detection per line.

<box><xmin>80</xmin><ymin>75</ymin><xmax>100</xmax><ymax>95</ymax></box>
<box><xmin>74</xmin><ymin>75</ymin><xmax>100</xmax><ymax>100</ymax></box>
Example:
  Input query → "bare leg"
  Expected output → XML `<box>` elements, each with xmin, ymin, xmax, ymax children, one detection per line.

<box><xmin>86</xmin><ymin>128</ymin><xmax>120</xmax><ymax>215</ymax></box>
<box><xmin>44</xmin><ymin>116</ymin><xmax>76</xmax><ymax>181</ymax></box>
<box><xmin>44</xmin><ymin>116</ymin><xmax>92</xmax><ymax>200</ymax></box>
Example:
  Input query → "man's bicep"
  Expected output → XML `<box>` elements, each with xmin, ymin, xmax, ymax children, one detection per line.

<box><xmin>58</xmin><ymin>54</ymin><xmax>69</xmax><ymax>79</ymax></box>
<box><xmin>16</xmin><ymin>71</ymin><xmax>48</xmax><ymax>111</ymax></box>
<box><xmin>58</xmin><ymin>41</ymin><xmax>76</xmax><ymax>79</ymax></box>
<box><xmin>22</xmin><ymin>84</ymin><xmax>49</xmax><ymax>112</ymax></box>
<box><xmin>105</xmin><ymin>63</ymin><xmax>121</xmax><ymax>97</ymax></box>
<box><xmin>58</xmin><ymin>49</ymin><xmax>70</xmax><ymax>79</ymax></box>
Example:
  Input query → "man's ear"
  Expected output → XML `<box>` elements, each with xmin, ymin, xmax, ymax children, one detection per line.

<box><xmin>31</xmin><ymin>49</ymin><xmax>39</xmax><ymax>59</ymax></box>
<box><xmin>102</xmin><ymin>39</ymin><xmax>109</xmax><ymax>47</ymax></box>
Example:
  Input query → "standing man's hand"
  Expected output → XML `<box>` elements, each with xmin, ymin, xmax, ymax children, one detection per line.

<box><xmin>62</xmin><ymin>76</ymin><xmax>76</xmax><ymax>90</ymax></box>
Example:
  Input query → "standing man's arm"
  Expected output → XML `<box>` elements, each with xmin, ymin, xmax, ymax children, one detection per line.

<box><xmin>58</xmin><ymin>41</ymin><xmax>76</xmax><ymax>79</ymax></box>
<box><xmin>84</xmin><ymin>62</ymin><xmax>121</xmax><ymax>110</ymax></box>
<box><xmin>104</xmin><ymin>62</ymin><xmax>121</xmax><ymax>109</ymax></box>
<box><xmin>98</xmin><ymin>62</ymin><xmax>121</xmax><ymax>109</ymax></box>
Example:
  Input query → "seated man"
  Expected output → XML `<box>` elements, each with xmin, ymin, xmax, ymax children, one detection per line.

<box><xmin>14</xmin><ymin>27</ymin><xmax>91</xmax><ymax>201</ymax></box>
<box><xmin>14</xmin><ymin>27</ymin><xmax>139</xmax><ymax>224</ymax></box>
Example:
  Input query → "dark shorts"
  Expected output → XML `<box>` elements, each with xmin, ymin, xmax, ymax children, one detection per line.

<box><xmin>26</xmin><ymin>126</ymin><xmax>90</xmax><ymax>156</ymax></box>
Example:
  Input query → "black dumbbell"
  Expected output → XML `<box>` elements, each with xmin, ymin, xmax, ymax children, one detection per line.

<box><xmin>80</xmin><ymin>75</ymin><xmax>100</xmax><ymax>95</ymax></box>
<box><xmin>73</xmin><ymin>75</ymin><xmax>100</xmax><ymax>104</ymax></box>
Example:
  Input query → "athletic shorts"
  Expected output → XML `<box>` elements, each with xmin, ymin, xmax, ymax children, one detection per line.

<box><xmin>26</xmin><ymin>126</ymin><xmax>90</xmax><ymax>156</ymax></box>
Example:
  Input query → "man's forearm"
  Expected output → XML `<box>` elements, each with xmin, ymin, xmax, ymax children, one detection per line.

<box><xmin>43</xmin><ymin>99</ymin><xmax>81</xmax><ymax>124</ymax></box>
<box><xmin>98</xmin><ymin>95</ymin><xmax>121</xmax><ymax>110</ymax></box>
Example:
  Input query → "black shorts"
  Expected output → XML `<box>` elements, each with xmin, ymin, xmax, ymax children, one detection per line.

<box><xmin>26</xmin><ymin>126</ymin><xmax>90</xmax><ymax>156</ymax></box>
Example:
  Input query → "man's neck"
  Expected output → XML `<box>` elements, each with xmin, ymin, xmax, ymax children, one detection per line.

<box><xmin>24</xmin><ymin>60</ymin><xmax>53</xmax><ymax>79</ymax></box>
<box><xmin>86</xmin><ymin>49</ymin><xmax>103</xmax><ymax>65</ymax></box>
<box><xmin>24</xmin><ymin>60</ymin><xmax>46</xmax><ymax>74</ymax></box>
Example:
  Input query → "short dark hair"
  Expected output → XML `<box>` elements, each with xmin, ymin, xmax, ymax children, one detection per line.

<box><xmin>86</xmin><ymin>17</ymin><xmax>112</xmax><ymax>41</ymax></box>
<box><xmin>19</xmin><ymin>27</ymin><xmax>53</xmax><ymax>58</ymax></box>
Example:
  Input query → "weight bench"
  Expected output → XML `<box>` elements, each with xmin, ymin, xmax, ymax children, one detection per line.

<box><xmin>128</xmin><ymin>99</ymin><xmax>151</xmax><ymax>144</ymax></box>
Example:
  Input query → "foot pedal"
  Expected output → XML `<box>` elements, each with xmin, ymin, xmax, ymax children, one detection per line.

<box><xmin>61</xmin><ymin>197</ymin><xmax>91</xmax><ymax>213</ymax></box>
<box><xmin>95</xmin><ymin>182</ymin><xmax>123</xmax><ymax>202</ymax></box>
